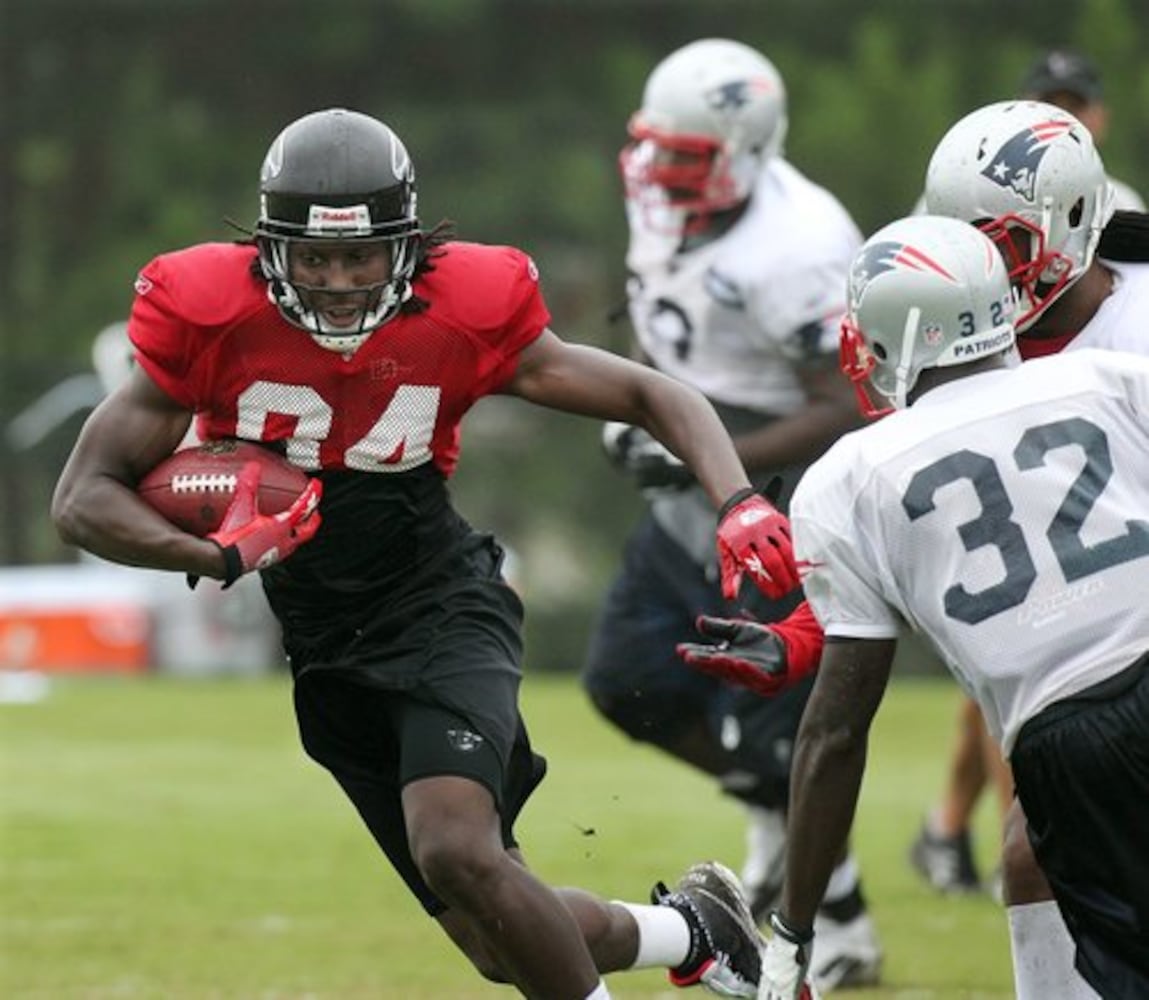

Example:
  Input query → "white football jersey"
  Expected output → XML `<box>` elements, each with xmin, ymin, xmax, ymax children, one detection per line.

<box><xmin>625</xmin><ymin>158</ymin><xmax>862</xmax><ymax>416</ymax></box>
<box><xmin>1060</xmin><ymin>260</ymin><xmax>1149</xmax><ymax>354</ymax></box>
<box><xmin>792</xmin><ymin>350</ymin><xmax>1149</xmax><ymax>754</ymax></box>
<box><xmin>1110</xmin><ymin>176</ymin><xmax>1146</xmax><ymax>213</ymax></box>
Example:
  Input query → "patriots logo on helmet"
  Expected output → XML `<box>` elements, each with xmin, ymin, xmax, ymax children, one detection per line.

<box><xmin>705</xmin><ymin>77</ymin><xmax>774</xmax><ymax>113</ymax></box>
<box><xmin>980</xmin><ymin>119</ymin><xmax>1075</xmax><ymax>201</ymax></box>
<box><xmin>850</xmin><ymin>241</ymin><xmax>957</xmax><ymax>299</ymax></box>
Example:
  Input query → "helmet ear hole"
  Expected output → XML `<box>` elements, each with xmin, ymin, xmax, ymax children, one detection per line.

<box><xmin>1069</xmin><ymin>197</ymin><xmax>1084</xmax><ymax>227</ymax></box>
<box><xmin>871</xmin><ymin>341</ymin><xmax>888</xmax><ymax>361</ymax></box>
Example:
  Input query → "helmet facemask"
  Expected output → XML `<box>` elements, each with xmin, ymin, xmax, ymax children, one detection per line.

<box><xmin>839</xmin><ymin>315</ymin><xmax>896</xmax><ymax>418</ymax></box>
<box><xmin>620</xmin><ymin>120</ymin><xmax>756</xmax><ymax>234</ymax></box>
<box><xmin>257</xmin><ymin>210</ymin><xmax>419</xmax><ymax>353</ymax></box>
<box><xmin>976</xmin><ymin>212</ymin><xmax>1071</xmax><ymax>331</ymax></box>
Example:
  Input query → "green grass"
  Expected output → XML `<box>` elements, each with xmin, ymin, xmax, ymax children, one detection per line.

<box><xmin>1</xmin><ymin>671</ymin><xmax>1012</xmax><ymax>998</ymax></box>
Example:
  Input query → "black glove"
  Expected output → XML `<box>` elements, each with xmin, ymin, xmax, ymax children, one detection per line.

<box><xmin>601</xmin><ymin>422</ymin><xmax>696</xmax><ymax>494</ymax></box>
<box><xmin>677</xmin><ymin>616</ymin><xmax>790</xmax><ymax>697</ymax></box>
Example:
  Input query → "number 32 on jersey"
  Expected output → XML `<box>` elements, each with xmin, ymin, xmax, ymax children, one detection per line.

<box><xmin>903</xmin><ymin>416</ymin><xmax>1149</xmax><ymax>625</ymax></box>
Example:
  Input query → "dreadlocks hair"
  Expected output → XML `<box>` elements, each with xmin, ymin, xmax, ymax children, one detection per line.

<box><xmin>240</xmin><ymin>217</ymin><xmax>458</xmax><ymax>317</ymax></box>
<box><xmin>1098</xmin><ymin>210</ymin><xmax>1149</xmax><ymax>262</ymax></box>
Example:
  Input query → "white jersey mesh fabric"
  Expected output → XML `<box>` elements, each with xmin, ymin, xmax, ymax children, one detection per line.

<box><xmin>1059</xmin><ymin>260</ymin><xmax>1149</xmax><ymax>354</ymax></box>
<box><xmin>625</xmin><ymin>158</ymin><xmax>861</xmax><ymax>416</ymax></box>
<box><xmin>792</xmin><ymin>350</ymin><xmax>1149</xmax><ymax>755</ymax></box>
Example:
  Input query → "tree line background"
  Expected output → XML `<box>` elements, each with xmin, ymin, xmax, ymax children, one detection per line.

<box><xmin>4</xmin><ymin>0</ymin><xmax>1147</xmax><ymax>670</ymax></box>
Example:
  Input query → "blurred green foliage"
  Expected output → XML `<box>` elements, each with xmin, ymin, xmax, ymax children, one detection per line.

<box><xmin>4</xmin><ymin>0</ymin><xmax>1147</xmax><ymax>668</ymax></box>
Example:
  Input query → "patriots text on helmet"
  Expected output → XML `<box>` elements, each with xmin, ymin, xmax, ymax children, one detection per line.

<box><xmin>952</xmin><ymin>328</ymin><xmax>1015</xmax><ymax>358</ymax></box>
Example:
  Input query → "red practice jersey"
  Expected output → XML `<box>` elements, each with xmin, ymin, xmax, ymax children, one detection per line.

<box><xmin>129</xmin><ymin>241</ymin><xmax>550</xmax><ymax>476</ymax></box>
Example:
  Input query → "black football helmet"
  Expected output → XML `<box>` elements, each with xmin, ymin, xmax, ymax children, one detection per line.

<box><xmin>255</xmin><ymin>108</ymin><xmax>421</xmax><ymax>351</ymax></box>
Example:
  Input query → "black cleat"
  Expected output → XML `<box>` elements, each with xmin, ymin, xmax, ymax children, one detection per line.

<box><xmin>909</xmin><ymin>821</ymin><xmax>982</xmax><ymax>894</ymax></box>
<box><xmin>652</xmin><ymin>861</ymin><xmax>763</xmax><ymax>997</ymax></box>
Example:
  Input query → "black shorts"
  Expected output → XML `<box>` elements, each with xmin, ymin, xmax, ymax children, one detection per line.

<box><xmin>288</xmin><ymin>533</ymin><xmax>547</xmax><ymax>915</ymax></box>
<box><xmin>1010</xmin><ymin>653</ymin><xmax>1149</xmax><ymax>999</ymax></box>
<box><xmin>582</xmin><ymin>514</ymin><xmax>808</xmax><ymax>809</ymax></box>
<box><xmin>294</xmin><ymin>672</ymin><xmax>546</xmax><ymax>915</ymax></box>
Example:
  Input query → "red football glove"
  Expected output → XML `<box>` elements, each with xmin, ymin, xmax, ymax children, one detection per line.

<box><xmin>716</xmin><ymin>488</ymin><xmax>800</xmax><ymax>600</ymax></box>
<box><xmin>676</xmin><ymin>601</ymin><xmax>824</xmax><ymax>698</ymax></box>
<box><xmin>207</xmin><ymin>462</ymin><xmax>323</xmax><ymax>586</ymax></box>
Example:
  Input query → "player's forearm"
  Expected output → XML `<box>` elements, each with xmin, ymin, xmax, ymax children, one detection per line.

<box><xmin>53</xmin><ymin>475</ymin><xmax>227</xmax><ymax>577</ymax></box>
<box><xmin>779</xmin><ymin>721</ymin><xmax>868</xmax><ymax>931</ymax></box>
<box><xmin>641</xmin><ymin>388</ymin><xmax>751</xmax><ymax>507</ymax></box>
<box><xmin>734</xmin><ymin>400</ymin><xmax>858</xmax><ymax>473</ymax></box>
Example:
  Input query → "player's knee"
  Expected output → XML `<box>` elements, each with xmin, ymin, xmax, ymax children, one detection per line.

<box><xmin>413</xmin><ymin>827</ymin><xmax>501</xmax><ymax>908</ymax></box>
<box><xmin>1001</xmin><ymin>801</ymin><xmax>1053</xmax><ymax>905</ymax></box>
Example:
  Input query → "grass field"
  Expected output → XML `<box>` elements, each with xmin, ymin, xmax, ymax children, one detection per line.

<box><xmin>1</xmin><ymin>670</ymin><xmax>1014</xmax><ymax>999</ymax></box>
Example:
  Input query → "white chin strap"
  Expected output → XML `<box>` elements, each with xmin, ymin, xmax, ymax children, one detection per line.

<box><xmin>306</xmin><ymin>282</ymin><xmax>408</xmax><ymax>354</ymax></box>
<box><xmin>309</xmin><ymin>328</ymin><xmax>375</xmax><ymax>354</ymax></box>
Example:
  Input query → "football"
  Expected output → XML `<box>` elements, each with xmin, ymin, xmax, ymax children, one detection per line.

<box><xmin>137</xmin><ymin>440</ymin><xmax>311</xmax><ymax>537</ymax></box>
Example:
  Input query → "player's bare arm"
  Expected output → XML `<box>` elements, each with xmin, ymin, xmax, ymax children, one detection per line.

<box><xmin>779</xmin><ymin>637</ymin><xmax>896</xmax><ymax>932</ymax></box>
<box><xmin>733</xmin><ymin>358</ymin><xmax>861</xmax><ymax>473</ymax></box>
<box><xmin>51</xmin><ymin>367</ymin><xmax>228</xmax><ymax>578</ymax></box>
<box><xmin>510</xmin><ymin>328</ymin><xmax>800</xmax><ymax>598</ymax></box>
<box><xmin>507</xmin><ymin>328</ymin><xmax>752</xmax><ymax>509</ymax></box>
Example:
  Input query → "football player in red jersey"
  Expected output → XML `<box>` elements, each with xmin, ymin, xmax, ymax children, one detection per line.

<box><xmin>50</xmin><ymin>108</ymin><xmax>800</xmax><ymax>999</ymax></box>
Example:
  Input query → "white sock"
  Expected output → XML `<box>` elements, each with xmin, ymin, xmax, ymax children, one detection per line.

<box><xmin>926</xmin><ymin>807</ymin><xmax>950</xmax><ymax>836</ymax></box>
<box><xmin>742</xmin><ymin>805</ymin><xmax>787</xmax><ymax>892</ymax></box>
<box><xmin>583</xmin><ymin>981</ymin><xmax>611</xmax><ymax>999</ymax></box>
<box><xmin>823</xmin><ymin>854</ymin><xmax>860</xmax><ymax>902</ymax></box>
<box><xmin>614</xmin><ymin>901</ymin><xmax>691</xmax><ymax>969</ymax></box>
<box><xmin>1008</xmin><ymin>901</ymin><xmax>1099</xmax><ymax>999</ymax></box>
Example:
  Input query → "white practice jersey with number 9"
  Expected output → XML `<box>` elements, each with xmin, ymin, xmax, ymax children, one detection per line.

<box><xmin>792</xmin><ymin>349</ymin><xmax>1149</xmax><ymax>755</ymax></box>
<box><xmin>625</xmin><ymin>158</ymin><xmax>862</xmax><ymax>417</ymax></box>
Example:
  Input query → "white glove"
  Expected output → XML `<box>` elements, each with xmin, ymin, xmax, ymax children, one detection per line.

<box><xmin>758</xmin><ymin>913</ymin><xmax>820</xmax><ymax>1000</ymax></box>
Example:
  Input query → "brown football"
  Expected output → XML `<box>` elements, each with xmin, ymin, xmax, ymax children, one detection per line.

<box><xmin>137</xmin><ymin>440</ymin><xmax>311</xmax><ymax>537</ymax></box>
